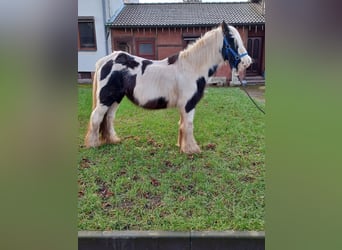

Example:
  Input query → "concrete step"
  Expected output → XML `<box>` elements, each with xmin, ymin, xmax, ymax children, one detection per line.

<box><xmin>245</xmin><ymin>76</ymin><xmax>265</xmax><ymax>85</ymax></box>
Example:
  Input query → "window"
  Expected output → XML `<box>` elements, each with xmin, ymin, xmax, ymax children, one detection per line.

<box><xmin>136</xmin><ymin>40</ymin><xmax>155</xmax><ymax>59</ymax></box>
<box><xmin>139</xmin><ymin>43</ymin><xmax>153</xmax><ymax>55</ymax></box>
<box><xmin>183</xmin><ymin>36</ymin><xmax>200</xmax><ymax>48</ymax></box>
<box><xmin>78</xmin><ymin>17</ymin><xmax>97</xmax><ymax>51</ymax></box>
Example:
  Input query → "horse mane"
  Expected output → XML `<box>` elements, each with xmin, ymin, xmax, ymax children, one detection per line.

<box><xmin>178</xmin><ymin>26</ymin><xmax>224</xmax><ymax>70</ymax></box>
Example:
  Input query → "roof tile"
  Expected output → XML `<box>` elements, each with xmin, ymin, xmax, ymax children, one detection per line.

<box><xmin>111</xmin><ymin>3</ymin><xmax>265</xmax><ymax>27</ymax></box>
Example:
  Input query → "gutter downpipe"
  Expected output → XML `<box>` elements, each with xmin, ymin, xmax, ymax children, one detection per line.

<box><xmin>102</xmin><ymin>0</ymin><xmax>109</xmax><ymax>55</ymax></box>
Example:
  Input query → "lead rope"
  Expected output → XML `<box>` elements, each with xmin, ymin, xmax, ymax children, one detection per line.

<box><xmin>238</xmin><ymin>76</ymin><xmax>266</xmax><ymax>115</ymax></box>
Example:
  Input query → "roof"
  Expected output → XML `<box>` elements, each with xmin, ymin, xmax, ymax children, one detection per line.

<box><xmin>110</xmin><ymin>2</ymin><xmax>265</xmax><ymax>28</ymax></box>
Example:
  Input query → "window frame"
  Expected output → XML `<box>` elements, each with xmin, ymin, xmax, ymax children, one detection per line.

<box><xmin>78</xmin><ymin>17</ymin><xmax>97</xmax><ymax>51</ymax></box>
<box><xmin>136</xmin><ymin>39</ymin><xmax>155</xmax><ymax>59</ymax></box>
<box><xmin>183</xmin><ymin>35</ymin><xmax>200</xmax><ymax>48</ymax></box>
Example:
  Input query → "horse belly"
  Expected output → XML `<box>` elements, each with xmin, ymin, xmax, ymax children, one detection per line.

<box><xmin>133</xmin><ymin>72</ymin><xmax>177</xmax><ymax>109</ymax></box>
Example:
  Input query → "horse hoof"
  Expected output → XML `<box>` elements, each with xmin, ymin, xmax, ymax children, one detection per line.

<box><xmin>181</xmin><ymin>145</ymin><xmax>201</xmax><ymax>154</ymax></box>
<box><xmin>84</xmin><ymin>140</ymin><xmax>102</xmax><ymax>148</ymax></box>
<box><xmin>107</xmin><ymin>136</ymin><xmax>121</xmax><ymax>144</ymax></box>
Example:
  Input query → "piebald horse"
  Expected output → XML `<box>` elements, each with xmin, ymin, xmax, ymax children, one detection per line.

<box><xmin>85</xmin><ymin>21</ymin><xmax>252</xmax><ymax>154</ymax></box>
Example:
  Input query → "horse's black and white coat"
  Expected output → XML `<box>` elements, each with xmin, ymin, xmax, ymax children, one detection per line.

<box><xmin>85</xmin><ymin>21</ymin><xmax>252</xmax><ymax>154</ymax></box>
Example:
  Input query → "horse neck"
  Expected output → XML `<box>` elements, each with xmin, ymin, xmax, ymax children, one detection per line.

<box><xmin>178</xmin><ymin>28</ymin><xmax>224</xmax><ymax>77</ymax></box>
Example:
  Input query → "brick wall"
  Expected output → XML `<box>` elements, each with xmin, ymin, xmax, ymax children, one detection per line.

<box><xmin>111</xmin><ymin>26</ymin><xmax>263</xmax><ymax>81</ymax></box>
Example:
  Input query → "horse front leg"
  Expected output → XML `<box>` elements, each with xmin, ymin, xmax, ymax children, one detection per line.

<box><xmin>179</xmin><ymin>109</ymin><xmax>201</xmax><ymax>154</ymax></box>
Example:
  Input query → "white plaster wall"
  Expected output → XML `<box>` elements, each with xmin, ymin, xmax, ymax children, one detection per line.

<box><xmin>109</xmin><ymin>0</ymin><xmax>124</xmax><ymax>19</ymax></box>
<box><xmin>78</xmin><ymin>0</ymin><xmax>123</xmax><ymax>72</ymax></box>
<box><xmin>78</xmin><ymin>0</ymin><xmax>106</xmax><ymax>72</ymax></box>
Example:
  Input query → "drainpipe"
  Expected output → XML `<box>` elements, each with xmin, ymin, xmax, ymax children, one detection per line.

<box><xmin>102</xmin><ymin>0</ymin><xmax>109</xmax><ymax>55</ymax></box>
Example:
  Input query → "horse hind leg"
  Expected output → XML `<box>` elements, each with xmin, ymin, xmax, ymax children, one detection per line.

<box><xmin>101</xmin><ymin>102</ymin><xmax>121</xmax><ymax>144</ymax></box>
<box><xmin>85</xmin><ymin>104</ymin><xmax>108</xmax><ymax>148</ymax></box>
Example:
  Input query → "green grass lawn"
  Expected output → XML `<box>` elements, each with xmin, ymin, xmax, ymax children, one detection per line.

<box><xmin>78</xmin><ymin>85</ymin><xmax>265</xmax><ymax>231</ymax></box>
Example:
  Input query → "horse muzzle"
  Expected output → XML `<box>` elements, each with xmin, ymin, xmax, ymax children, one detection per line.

<box><xmin>237</xmin><ymin>54</ymin><xmax>252</xmax><ymax>73</ymax></box>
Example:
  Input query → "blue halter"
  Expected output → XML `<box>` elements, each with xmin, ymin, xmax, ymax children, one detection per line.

<box><xmin>223</xmin><ymin>36</ymin><xmax>249</xmax><ymax>68</ymax></box>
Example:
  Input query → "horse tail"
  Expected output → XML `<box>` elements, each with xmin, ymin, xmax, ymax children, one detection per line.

<box><xmin>93</xmin><ymin>63</ymin><xmax>110</xmax><ymax>142</ymax></box>
<box><xmin>85</xmin><ymin>64</ymin><xmax>108</xmax><ymax>147</ymax></box>
<box><xmin>91</xmin><ymin>69</ymin><xmax>98</xmax><ymax>110</ymax></box>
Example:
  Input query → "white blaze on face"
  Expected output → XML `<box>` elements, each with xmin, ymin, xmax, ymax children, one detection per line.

<box><xmin>228</xmin><ymin>26</ymin><xmax>253</xmax><ymax>73</ymax></box>
<box><xmin>238</xmin><ymin>54</ymin><xmax>253</xmax><ymax>73</ymax></box>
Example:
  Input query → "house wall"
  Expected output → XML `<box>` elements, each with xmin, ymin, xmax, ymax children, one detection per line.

<box><xmin>78</xmin><ymin>0</ymin><xmax>107</xmax><ymax>72</ymax></box>
<box><xmin>111</xmin><ymin>26</ymin><xmax>265</xmax><ymax>81</ymax></box>
<box><xmin>78</xmin><ymin>0</ymin><xmax>124</xmax><ymax>73</ymax></box>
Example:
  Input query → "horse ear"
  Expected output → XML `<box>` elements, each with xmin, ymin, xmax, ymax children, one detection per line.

<box><xmin>221</xmin><ymin>21</ymin><xmax>229</xmax><ymax>33</ymax></box>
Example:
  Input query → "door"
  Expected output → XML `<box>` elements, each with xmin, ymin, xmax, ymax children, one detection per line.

<box><xmin>246</xmin><ymin>37</ymin><xmax>263</xmax><ymax>76</ymax></box>
<box><xmin>114</xmin><ymin>38</ymin><xmax>132</xmax><ymax>53</ymax></box>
